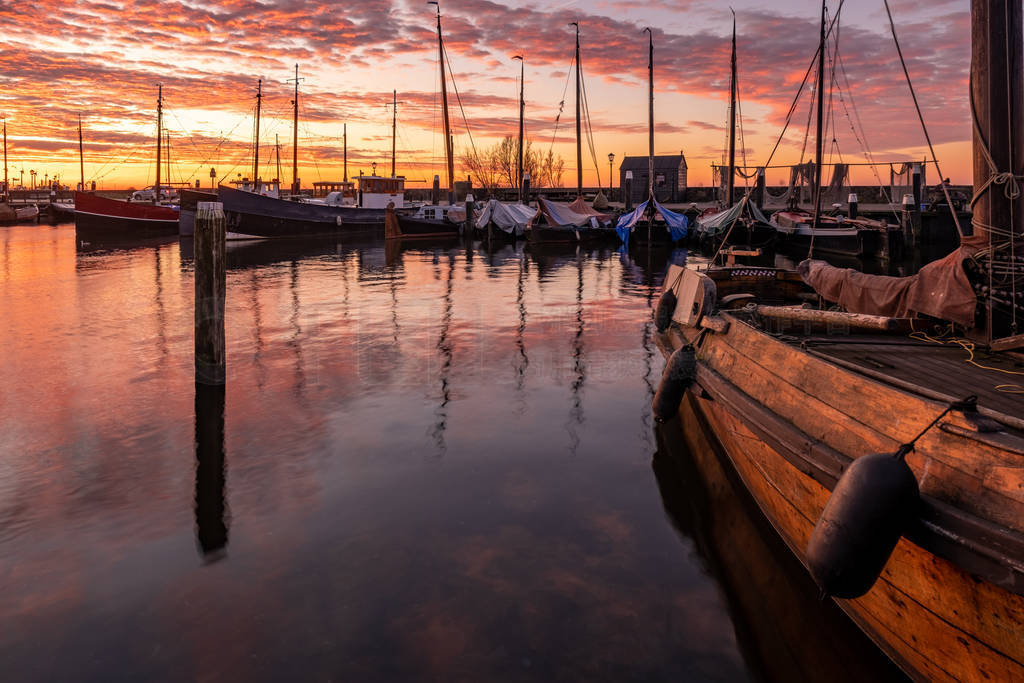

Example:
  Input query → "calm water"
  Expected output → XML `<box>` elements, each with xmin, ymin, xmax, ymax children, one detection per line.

<box><xmin>0</xmin><ymin>223</ymin><xmax>902</xmax><ymax>682</ymax></box>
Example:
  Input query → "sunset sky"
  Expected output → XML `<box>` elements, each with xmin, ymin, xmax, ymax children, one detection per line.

<box><xmin>0</xmin><ymin>0</ymin><xmax>973</xmax><ymax>190</ymax></box>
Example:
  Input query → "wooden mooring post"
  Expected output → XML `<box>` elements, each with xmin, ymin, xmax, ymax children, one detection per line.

<box><xmin>195</xmin><ymin>201</ymin><xmax>225</xmax><ymax>385</ymax></box>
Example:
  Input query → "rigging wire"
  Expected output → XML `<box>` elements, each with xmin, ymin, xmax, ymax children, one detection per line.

<box><xmin>882</xmin><ymin>0</ymin><xmax>964</xmax><ymax>238</ymax></box>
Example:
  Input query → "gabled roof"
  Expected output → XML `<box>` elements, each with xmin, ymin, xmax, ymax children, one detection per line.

<box><xmin>619</xmin><ymin>154</ymin><xmax>687</xmax><ymax>171</ymax></box>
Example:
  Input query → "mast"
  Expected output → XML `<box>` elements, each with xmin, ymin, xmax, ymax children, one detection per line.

<box><xmin>78</xmin><ymin>115</ymin><xmax>84</xmax><ymax>191</ymax></box>
<box><xmin>645</xmin><ymin>27</ymin><xmax>653</xmax><ymax>201</ymax></box>
<box><xmin>254</xmin><ymin>78</ymin><xmax>262</xmax><ymax>182</ymax></box>
<box><xmin>4</xmin><ymin>118</ymin><xmax>8</xmax><ymax>197</ymax></box>
<box><xmin>154</xmin><ymin>84</ymin><xmax>162</xmax><ymax>204</ymax></box>
<box><xmin>513</xmin><ymin>55</ymin><xmax>524</xmax><ymax>201</ymax></box>
<box><xmin>275</xmin><ymin>134</ymin><xmax>282</xmax><ymax>183</ymax></box>
<box><xmin>343</xmin><ymin>123</ymin><xmax>348</xmax><ymax>182</ymax></box>
<box><xmin>291</xmin><ymin>64</ymin><xmax>299</xmax><ymax>194</ymax></box>
<box><xmin>810</xmin><ymin>0</ymin><xmax>826</xmax><ymax>229</ymax></box>
<box><xmin>431</xmin><ymin>1</ymin><xmax>454</xmax><ymax>204</ymax></box>
<box><xmin>727</xmin><ymin>12</ymin><xmax>737</xmax><ymax>207</ymax></box>
<box><xmin>391</xmin><ymin>90</ymin><xmax>397</xmax><ymax>177</ymax></box>
<box><xmin>573</xmin><ymin>22</ymin><xmax>582</xmax><ymax>196</ymax></box>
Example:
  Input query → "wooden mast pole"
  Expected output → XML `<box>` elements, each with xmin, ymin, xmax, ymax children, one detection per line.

<box><xmin>3</xmin><ymin>119</ymin><xmax>6</xmax><ymax>196</ymax></box>
<box><xmin>291</xmin><ymin>64</ymin><xmax>299</xmax><ymax>195</ymax></box>
<box><xmin>573</xmin><ymin>22</ymin><xmax>582</xmax><ymax>197</ymax></box>
<box><xmin>343</xmin><ymin>123</ymin><xmax>348</xmax><ymax>182</ymax></box>
<box><xmin>275</xmin><ymin>134</ymin><xmax>282</xmax><ymax>184</ymax></box>
<box><xmin>971</xmin><ymin>0</ymin><xmax>1023</xmax><ymax>343</ymax></box>
<box><xmin>392</xmin><ymin>90</ymin><xmax>397</xmax><ymax>177</ymax></box>
<box><xmin>810</xmin><ymin>0</ymin><xmax>827</xmax><ymax>232</ymax></box>
<box><xmin>253</xmin><ymin>79</ymin><xmax>262</xmax><ymax>182</ymax></box>
<box><xmin>727</xmin><ymin>11</ymin><xmax>737</xmax><ymax>208</ymax></box>
<box><xmin>155</xmin><ymin>84</ymin><xmax>162</xmax><ymax>204</ymax></box>
<box><xmin>432</xmin><ymin>1</ymin><xmax>454</xmax><ymax>205</ymax></box>
<box><xmin>514</xmin><ymin>55</ymin><xmax>524</xmax><ymax>201</ymax></box>
<box><xmin>645</xmin><ymin>27</ymin><xmax>654</xmax><ymax>243</ymax></box>
<box><xmin>77</xmin><ymin>115</ymin><xmax>84</xmax><ymax>192</ymax></box>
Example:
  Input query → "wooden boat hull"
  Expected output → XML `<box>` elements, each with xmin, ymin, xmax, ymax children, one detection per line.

<box><xmin>530</xmin><ymin>224</ymin><xmax>618</xmax><ymax>244</ymax></box>
<box><xmin>218</xmin><ymin>185</ymin><xmax>385</xmax><ymax>238</ymax></box>
<box><xmin>74</xmin><ymin>192</ymin><xmax>179</xmax><ymax>239</ymax></box>
<box><xmin>392</xmin><ymin>214</ymin><xmax>460</xmax><ymax>239</ymax></box>
<box><xmin>658</xmin><ymin>314</ymin><xmax>1024</xmax><ymax>682</ymax></box>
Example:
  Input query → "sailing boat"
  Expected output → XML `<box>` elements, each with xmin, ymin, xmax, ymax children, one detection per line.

<box><xmin>74</xmin><ymin>85</ymin><xmax>180</xmax><ymax>238</ymax></box>
<box><xmin>653</xmin><ymin>1</ymin><xmax>1024</xmax><ymax>679</ymax></box>
<box><xmin>387</xmin><ymin>1</ymin><xmax>462</xmax><ymax>239</ymax></box>
<box><xmin>766</xmin><ymin>4</ymin><xmax>890</xmax><ymax>258</ymax></box>
<box><xmin>0</xmin><ymin>120</ymin><xmax>40</xmax><ymax>224</ymax></box>
<box><xmin>613</xmin><ymin>28</ymin><xmax>688</xmax><ymax>247</ymax></box>
<box><xmin>528</xmin><ymin>22</ymin><xmax>617</xmax><ymax>244</ymax></box>
<box><xmin>219</xmin><ymin>66</ymin><xmax>397</xmax><ymax>237</ymax></box>
<box><xmin>693</xmin><ymin>13</ymin><xmax>776</xmax><ymax>249</ymax></box>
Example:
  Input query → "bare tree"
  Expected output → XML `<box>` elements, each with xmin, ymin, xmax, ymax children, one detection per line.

<box><xmin>461</xmin><ymin>137</ymin><xmax>564</xmax><ymax>189</ymax></box>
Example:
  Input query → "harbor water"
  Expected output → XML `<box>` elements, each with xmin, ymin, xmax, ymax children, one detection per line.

<box><xmin>0</xmin><ymin>223</ymin><xmax>903</xmax><ymax>681</ymax></box>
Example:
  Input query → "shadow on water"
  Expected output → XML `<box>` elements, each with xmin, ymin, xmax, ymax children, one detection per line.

<box><xmin>652</xmin><ymin>418</ymin><xmax>908</xmax><ymax>683</ymax></box>
<box><xmin>194</xmin><ymin>383</ymin><xmax>228</xmax><ymax>561</ymax></box>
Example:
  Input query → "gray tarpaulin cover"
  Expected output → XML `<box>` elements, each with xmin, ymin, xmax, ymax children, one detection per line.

<box><xmin>475</xmin><ymin>199</ymin><xmax>539</xmax><ymax>234</ymax></box>
<box><xmin>798</xmin><ymin>245</ymin><xmax>978</xmax><ymax>327</ymax></box>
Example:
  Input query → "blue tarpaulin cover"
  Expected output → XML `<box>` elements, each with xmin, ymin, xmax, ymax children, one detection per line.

<box><xmin>615</xmin><ymin>199</ymin><xmax>688</xmax><ymax>244</ymax></box>
<box><xmin>654</xmin><ymin>200</ymin><xmax>688</xmax><ymax>242</ymax></box>
<box><xmin>615</xmin><ymin>200</ymin><xmax>649</xmax><ymax>244</ymax></box>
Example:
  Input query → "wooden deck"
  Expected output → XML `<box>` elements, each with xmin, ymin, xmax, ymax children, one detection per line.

<box><xmin>784</xmin><ymin>335</ymin><xmax>1024</xmax><ymax>426</ymax></box>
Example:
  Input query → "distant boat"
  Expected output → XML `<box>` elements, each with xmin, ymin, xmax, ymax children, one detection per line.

<box><xmin>75</xmin><ymin>85</ymin><xmax>179</xmax><ymax>239</ymax></box>
<box><xmin>0</xmin><ymin>202</ymin><xmax>39</xmax><ymax>224</ymax></box>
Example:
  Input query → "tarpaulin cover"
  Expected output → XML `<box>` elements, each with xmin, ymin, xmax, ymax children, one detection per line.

<box><xmin>696</xmin><ymin>200</ymin><xmax>769</xmax><ymax>236</ymax></box>
<box><xmin>798</xmin><ymin>246</ymin><xmax>978</xmax><ymax>327</ymax></box>
<box><xmin>614</xmin><ymin>199</ymin><xmax>688</xmax><ymax>244</ymax></box>
<box><xmin>615</xmin><ymin>200</ymin><xmax>649</xmax><ymax>244</ymax></box>
<box><xmin>539</xmin><ymin>197</ymin><xmax>613</xmax><ymax>228</ymax></box>
<box><xmin>475</xmin><ymin>199</ymin><xmax>538</xmax><ymax>234</ymax></box>
<box><xmin>653</xmin><ymin>200</ymin><xmax>688</xmax><ymax>242</ymax></box>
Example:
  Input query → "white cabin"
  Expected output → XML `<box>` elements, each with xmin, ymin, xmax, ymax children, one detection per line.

<box><xmin>357</xmin><ymin>175</ymin><xmax>405</xmax><ymax>209</ymax></box>
<box><xmin>233</xmin><ymin>177</ymin><xmax>280</xmax><ymax>199</ymax></box>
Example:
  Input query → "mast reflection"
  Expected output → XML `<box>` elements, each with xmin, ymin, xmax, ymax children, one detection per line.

<box><xmin>513</xmin><ymin>247</ymin><xmax>529</xmax><ymax>413</ymax></box>
<box><xmin>194</xmin><ymin>383</ymin><xmax>228</xmax><ymax>561</ymax></box>
<box><xmin>430</xmin><ymin>251</ymin><xmax>455</xmax><ymax>455</ymax></box>
<box><xmin>566</xmin><ymin>249</ymin><xmax>586</xmax><ymax>454</ymax></box>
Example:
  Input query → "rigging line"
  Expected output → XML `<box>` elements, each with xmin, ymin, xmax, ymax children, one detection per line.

<box><xmin>760</xmin><ymin>0</ymin><xmax>845</xmax><ymax>175</ymax></box>
<box><xmin>882</xmin><ymin>0</ymin><xmax>963</xmax><ymax>238</ymax></box>
<box><xmin>834</xmin><ymin>50</ymin><xmax>899</xmax><ymax>223</ymax></box>
<box><xmin>443</xmin><ymin>42</ymin><xmax>485</xmax><ymax>187</ymax></box>
<box><xmin>578</xmin><ymin>60</ymin><xmax>602</xmax><ymax>188</ymax></box>
<box><xmin>550</xmin><ymin>51</ymin><xmax>575</xmax><ymax>155</ymax></box>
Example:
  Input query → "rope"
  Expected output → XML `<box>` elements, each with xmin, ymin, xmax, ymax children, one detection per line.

<box><xmin>893</xmin><ymin>395</ymin><xmax>978</xmax><ymax>460</ymax></box>
<box><xmin>883</xmin><ymin>0</ymin><xmax>964</xmax><ymax>238</ymax></box>
<box><xmin>909</xmin><ymin>321</ymin><xmax>1024</xmax><ymax>393</ymax></box>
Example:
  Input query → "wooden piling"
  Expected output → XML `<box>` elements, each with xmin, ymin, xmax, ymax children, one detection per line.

<box><xmin>521</xmin><ymin>172</ymin><xmax>530</xmax><ymax>205</ymax></box>
<box><xmin>431</xmin><ymin>174</ymin><xmax>440</xmax><ymax>206</ymax></box>
<box><xmin>195</xmin><ymin>201</ymin><xmax>225</xmax><ymax>385</ymax></box>
<box><xmin>624</xmin><ymin>170</ymin><xmax>633</xmax><ymax>212</ymax></box>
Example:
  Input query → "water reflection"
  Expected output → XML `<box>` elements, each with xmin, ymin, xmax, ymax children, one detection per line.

<box><xmin>430</xmin><ymin>251</ymin><xmax>455</xmax><ymax>455</ymax></box>
<box><xmin>2</xmin><ymin>225</ymin><xmax>903</xmax><ymax>681</ymax></box>
<box><xmin>652</xmin><ymin>419</ymin><xmax>908</xmax><ymax>682</ymax></box>
<box><xmin>194</xmin><ymin>383</ymin><xmax>228</xmax><ymax>560</ymax></box>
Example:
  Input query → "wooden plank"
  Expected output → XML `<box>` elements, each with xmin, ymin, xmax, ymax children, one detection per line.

<box><xmin>697</xmin><ymin>397</ymin><xmax>1024</xmax><ymax>679</ymax></box>
<box><xmin>695</xmin><ymin>318</ymin><xmax>1024</xmax><ymax>532</ymax></box>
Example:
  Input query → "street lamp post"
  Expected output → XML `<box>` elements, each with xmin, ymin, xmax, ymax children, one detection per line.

<box><xmin>372</xmin><ymin>161</ymin><xmax>377</xmax><ymax>176</ymax></box>
<box><xmin>29</xmin><ymin>169</ymin><xmax>35</xmax><ymax>190</ymax></box>
<box><xmin>607</xmin><ymin>153</ymin><xmax>615</xmax><ymax>197</ymax></box>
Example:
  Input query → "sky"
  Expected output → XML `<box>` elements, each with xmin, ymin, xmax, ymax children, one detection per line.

<box><xmin>0</xmin><ymin>0</ymin><xmax>974</xmax><ymax>190</ymax></box>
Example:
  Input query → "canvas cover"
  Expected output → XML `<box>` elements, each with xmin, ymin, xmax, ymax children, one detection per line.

<box><xmin>696</xmin><ymin>200</ymin><xmax>769</xmax><ymax>236</ymax></box>
<box><xmin>615</xmin><ymin>200</ymin><xmax>649</xmax><ymax>244</ymax></box>
<box><xmin>798</xmin><ymin>246</ymin><xmax>978</xmax><ymax>327</ymax></box>
<box><xmin>653</xmin><ymin>200</ymin><xmax>688</xmax><ymax>242</ymax></box>
<box><xmin>539</xmin><ymin>197</ymin><xmax>614</xmax><ymax>227</ymax></box>
<box><xmin>475</xmin><ymin>199</ymin><xmax>538</xmax><ymax>234</ymax></box>
<box><xmin>613</xmin><ymin>199</ymin><xmax>687</xmax><ymax>243</ymax></box>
